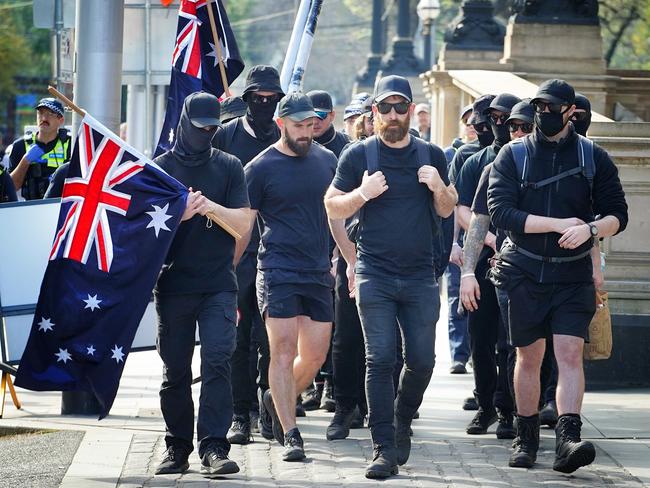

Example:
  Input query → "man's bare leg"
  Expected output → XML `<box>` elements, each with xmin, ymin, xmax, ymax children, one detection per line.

<box><xmin>293</xmin><ymin>315</ymin><xmax>332</xmax><ymax>393</ymax></box>
<box><xmin>514</xmin><ymin>338</ymin><xmax>546</xmax><ymax>415</ymax></box>
<box><xmin>553</xmin><ymin>334</ymin><xmax>585</xmax><ymax>415</ymax></box>
<box><xmin>266</xmin><ymin>316</ymin><xmax>299</xmax><ymax>432</ymax></box>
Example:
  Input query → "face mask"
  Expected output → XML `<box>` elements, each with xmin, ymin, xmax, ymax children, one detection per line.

<box><xmin>246</xmin><ymin>100</ymin><xmax>279</xmax><ymax>141</ymax></box>
<box><xmin>172</xmin><ymin>96</ymin><xmax>218</xmax><ymax>162</ymax></box>
<box><xmin>535</xmin><ymin>112</ymin><xmax>567</xmax><ymax>137</ymax></box>
<box><xmin>490</xmin><ymin>122</ymin><xmax>511</xmax><ymax>146</ymax></box>
<box><xmin>476</xmin><ymin>129</ymin><xmax>494</xmax><ymax>148</ymax></box>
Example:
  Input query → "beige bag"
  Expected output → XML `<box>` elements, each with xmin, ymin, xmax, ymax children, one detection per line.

<box><xmin>584</xmin><ymin>291</ymin><xmax>612</xmax><ymax>360</ymax></box>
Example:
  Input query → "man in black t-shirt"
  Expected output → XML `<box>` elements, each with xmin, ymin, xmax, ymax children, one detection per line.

<box><xmin>212</xmin><ymin>65</ymin><xmax>285</xmax><ymax>445</ymax></box>
<box><xmin>308</xmin><ymin>90</ymin><xmax>350</xmax><ymax>158</ymax></box>
<box><xmin>9</xmin><ymin>98</ymin><xmax>72</xmax><ymax>200</ymax></box>
<box><xmin>244</xmin><ymin>93</ymin><xmax>337</xmax><ymax>463</ymax></box>
<box><xmin>153</xmin><ymin>92</ymin><xmax>251</xmax><ymax>478</ymax></box>
<box><xmin>325</xmin><ymin>76</ymin><xmax>457</xmax><ymax>479</ymax></box>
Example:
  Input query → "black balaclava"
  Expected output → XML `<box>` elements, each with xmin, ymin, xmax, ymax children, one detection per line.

<box><xmin>486</xmin><ymin>93</ymin><xmax>521</xmax><ymax>147</ymax></box>
<box><xmin>468</xmin><ymin>94</ymin><xmax>496</xmax><ymax>148</ymax></box>
<box><xmin>475</xmin><ymin>125</ymin><xmax>494</xmax><ymax>147</ymax></box>
<box><xmin>246</xmin><ymin>99</ymin><xmax>279</xmax><ymax>141</ymax></box>
<box><xmin>573</xmin><ymin>93</ymin><xmax>592</xmax><ymax>137</ymax></box>
<box><xmin>241</xmin><ymin>65</ymin><xmax>284</xmax><ymax>142</ymax></box>
<box><xmin>172</xmin><ymin>92</ymin><xmax>220</xmax><ymax>165</ymax></box>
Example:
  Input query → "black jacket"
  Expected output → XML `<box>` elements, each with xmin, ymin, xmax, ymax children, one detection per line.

<box><xmin>488</xmin><ymin>126</ymin><xmax>628</xmax><ymax>284</ymax></box>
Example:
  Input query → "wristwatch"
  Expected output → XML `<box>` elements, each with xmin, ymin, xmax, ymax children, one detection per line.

<box><xmin>588</xmin><ymin>223</ymin><xmax>599</xmax><ymax>237</ymax></box>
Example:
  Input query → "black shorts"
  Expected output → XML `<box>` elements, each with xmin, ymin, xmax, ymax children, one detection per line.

<box><xmin>256</xmin><ymin>269</ymin><xmax>334</xmax><ymax>323</ymax></box>
<box><xmin>507</xmin><ymin>279</ymin><xmax>596</xmax><ymax>347</ymax></box>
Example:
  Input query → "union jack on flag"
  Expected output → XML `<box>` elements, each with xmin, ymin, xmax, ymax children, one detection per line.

<box><xmin>155</xmin><ymin>0</ymin><xmax>244</xmax><ymax>156</ymax></box>
<box><xmin>16</xmin><ymin>114</ymin><xmax>188</xmax><ymax>418</ymax></box>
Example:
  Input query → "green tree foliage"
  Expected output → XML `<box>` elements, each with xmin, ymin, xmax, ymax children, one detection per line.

<box><xmin>0</xmin><ymin>12</ymin><xmax>31</xmax><ymax>96</ymax></box>
<box><xmin>600</xmin><ymin>0</ymin><xmax>650</xmax><ymax>69</ymax></box>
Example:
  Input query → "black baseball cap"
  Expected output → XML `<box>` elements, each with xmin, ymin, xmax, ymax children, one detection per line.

<box><xmin>186</xmin><ymin>91</ymin><xmax>221</xmax><ymax>128</ymax></box>
<box><xmin>531</xmin><ymin>79</ymin><xmax>575</xmax><ymax>106</ymax></box>
<box><xmin>468</xmin><ymin>94</ymin><xmax>496</xmax><ymax>125</ymax></box>
<box><xmin>278</xmin><ymin>92</ymin><xmax>316</xmax><ymax>122</ymax></box>
<box><xmin>36</xmin><ymin>97</ymin><xmax>65</xmax><ymax>117</ymax></box>
<box><xmin>242</xmin><ymin>65</ymin><xmax>285</xmax><ymax>100</ymax></box>
<box><xmin>374</xmin><ymin>75</ymin><xmax>413</xmax><ymax>103</ymax></box>
<box><xmin>220</xmin><ymin>96</ymin><xmax>247</xmax><ymax>123</ymax></box>
<box><xmin>506</xmin><ymin>99</ymin><xmax>535</xmax><ymax>124</ymax></box>
<box><xmin>485</xmin><ymin>93</ymin><xmax>521</xmax><ymax>114</ymax></box>
<box><xmin>307</xmin><ymin>90</ymin><xmax>333</xmax><ymax>112</ymax></box>
<box><xmin>460</xmin><ymin>104</ymin><xmax>473</xmax><ymax>121</ymax></box>
<box><xmin>574</xmin><ymin>93</ymin><xmax>591</xmax><ymax>113</ymax></box>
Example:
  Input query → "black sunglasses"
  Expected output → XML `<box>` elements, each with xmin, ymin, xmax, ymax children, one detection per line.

<box><xmin>571</xmin><ymin>111</ymin><xmax>589</xmax><ymax>122</ymax></box>
<box><xmin>472</xmin><ymin>122</ymin><xmax>489</xmax><ymax>132</ymax></box>
<box><xmin>376</xmin><ymin>101</ymin><xmax>410</xmax><ymax>115</ymax></box>
<box><xmin>489</xmin><ymin>113</ymin><xmax>509</xmax><ymax>124</ymax></box>
<box><xmin>250</xmin><ymin>93</ymin><xmax>280</xmax><ymax>105</ymax></box>
<box><xmin>507</xmin><ymin>122</ymin><xmax>534</xmax><ymax>133</ymax></box>
<box><xmin>533</xmin><ymin>100</ymin><xmax>569</xmax><ymax>114</ymax></box>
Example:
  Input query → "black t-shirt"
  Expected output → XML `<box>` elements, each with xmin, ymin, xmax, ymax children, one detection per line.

<box><xmin>9</xmin><ymin>131</ymin><xmax>72</xmax><ymax>200</ymax></box>
<box><xmin>44</xmin><ymin>162</ymin><xmax>70</xmax><ymax>198</ymax></box>
<box><xmin>245</xmin><ymin>143</ymin><xmax>337</xmax><ymax>273</ymax></box>
<box><xmin>154</xmin><ymin>149</ymin><xmax>250</xmax><ymax>295</ymax></box>
<box><xmin>212</xmin><ymin>117</ymin><xmax>280</xmax><ymax>255</ymax></box>
<box><xmin>448</xmin><ymin>140</ymin><xmax>481</xmax><ymax>184</ymax></box>
<box><xmin>456</xmin><ymin>145</ymin><xmax>498</xmax><ymax>208</ymax></box>
<box><xmin>332</xmin><ymin>136</ymin><xmax>450</xmax><ymax>278</ymax></box>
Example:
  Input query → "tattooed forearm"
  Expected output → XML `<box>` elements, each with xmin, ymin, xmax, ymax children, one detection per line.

<box><xmin>461</xmin><ymin>213</ymin><xmax>491</xmax><ymax>275</ymax></box>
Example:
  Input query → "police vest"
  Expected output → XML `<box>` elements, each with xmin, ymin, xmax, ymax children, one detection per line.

<box><xmin>23</xmin><ymin>132</ymin><xmax>70</xmax><ymax>169</ymax></box>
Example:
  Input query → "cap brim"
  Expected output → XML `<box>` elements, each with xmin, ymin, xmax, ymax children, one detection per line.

<box><xmin>374</xmin><ymin>91</ymin><xmax>412</xmax><ymax>103</ymax></box>
<box><xmin>190</xmin><ymin>117</ymin><xmax>222</xmax><ymax>128</ymax></box>
<box><xmin>484</xmin><ymin>104</ymin><xmax>511</xmax><ymax>114</ymax></box>
<box><xmin>286</xmin><ymin>111</ymin><xmax>317</xmax><ymax>122</ymax></box>
<box><xmin>505</xmin><ymin>114</ymin><xmax>533</xmax><ymax>124</ymax></box>
<box><xmin>531</xmin><ymin>94</ymin><xmax>568</xmax><ymax>105</ymax></box>
<box><xmin>468</xmin><ymin>113</ymin><xmax>487</xmax><ymax>125</ymax></box>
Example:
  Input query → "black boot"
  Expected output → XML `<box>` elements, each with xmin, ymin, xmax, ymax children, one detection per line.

<box><xmin>540</xmin><ymin>400</ymin><xmax>558</xmax><ymax>428</ymax></box>
<box><xmin>301</xmin><ymin>382</ymin><xmax>322</xmax><ymax>411</ymax></box>
<box><xmin>496</xmin><ymin>410</ymin><xmax>516</xmax><ymax>440</ymax></box>
<box><xmin>395</xmin><ymin>416</ymin><xmax>412</xmax><ymax>466</ymax></box>
<box><xmin>320</xmin><ymin>378</ymin><xmax>336</xmax><ymax>412</ymax></box>
<box><xmin>553</xmin><ymin>414</ymin><xmax>596</xmax><ymax>473</ymax></box>
<box><xmin>466</xmin><ymin>407</ymin><xmax>498</xmax><ymax>435</ymax></box>
<box><xmin>365</xmin><ymin>444</ymin><xmax>398</xmax><ymax>479</ymax></box>
<box><xmin>326</xmin><ymin>405</ymin><xmax>355</xmax><ymax>440</ymax></box>
<box><xmin>509</xmin><ymin>414</ymin><xmax>540</xmax><ymax>468</ymax></box>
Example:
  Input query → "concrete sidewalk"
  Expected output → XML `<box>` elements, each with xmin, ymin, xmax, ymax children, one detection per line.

<box><xmin>1</xmin><ymin>315</ymin><xmax>649</xmax><ymax>487</ymax></box>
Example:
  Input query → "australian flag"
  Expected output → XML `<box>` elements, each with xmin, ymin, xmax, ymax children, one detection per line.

<box><xmin>154</xmin><ymin>0</ymin><xmax>245</xmax><ymax>157</ymax></box>
<box><xmin>15</xmin><ymin>113</ymin><xmax>188</xmax><ymax>419</ymax></box>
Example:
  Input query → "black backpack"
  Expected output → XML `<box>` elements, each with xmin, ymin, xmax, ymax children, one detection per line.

<box><xmin>509</xmin><ymin>134</ymin><xmax>595</xmax><ymax>194</ymax></box>
<box><xmin>346</xmin><ymin>136</ymin><xmax>453</xmax><ymax>279</ymax></box>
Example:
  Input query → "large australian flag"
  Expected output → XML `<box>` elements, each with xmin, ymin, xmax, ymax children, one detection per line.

<box><xmin>154</xmin><ymin>0</ymin><xmax>245</xmax><ymax>157</ymax></box>
<box><xmin>15</xmin><ymin>113</ymin><xmax>188</xmax><ymax>419</ymax></box>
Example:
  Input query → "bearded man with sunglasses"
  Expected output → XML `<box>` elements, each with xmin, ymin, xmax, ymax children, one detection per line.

<box><xmin>488</xmin><ymin>79</ymin><xmax>628</xmax><ymax>473</ymax></box>
<box><xmin>325</xmin><ymin>75</ymin><xmax>457</xmax><ymax>479</ymax></box>
<box><xmin>212</xmin><ymin>65</ymin><xmax>285</xmax><ymax>445</ymax></box>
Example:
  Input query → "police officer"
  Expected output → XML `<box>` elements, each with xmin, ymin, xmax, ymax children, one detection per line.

<box><xmin>488</xmin><ymin>79</ymin><xmax>628</xmax><ymax>472</ymax></box>
<box><xmin>9</xmin><ymin>98</ymin><xmax>71</xmax><ymax>200</ymax></box>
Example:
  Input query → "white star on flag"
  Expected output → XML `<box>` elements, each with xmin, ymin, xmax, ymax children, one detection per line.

<box><xmin>38</xmin><ymin>317</ymin><xmax>55</xmax><ymax>332</ymax></box>
<box><xmin>83</xmin><ymin>294</ymin><xmax>102</xmax><ymax>311</ymax></box>
<box><xmin>55</xmin><ymin>348</ymin><xmax>72</xmax><ymax>364</ymax></box>
<box><xmin>168</xmin><ymin>128</ymin><xmax>175</xmax><ymax>144</ymax></box>
<box><xmin>111</xmin><ymin>345</ymin><xmax>125</xmax><ymax>363</ymax></box>
<box><xmin>206</xmin><ymin>41</ymin><xmax>229</xmax><ymax>68</ymax></box>
<box><xmin>86</xmin><ymin>345</ymin><xmax>96</xmax><ymax>356</ymax></box>
<box><xmin>146</xmin><ymin>203</ymin><xmax>173</xmax><ymax>238</ymax></box>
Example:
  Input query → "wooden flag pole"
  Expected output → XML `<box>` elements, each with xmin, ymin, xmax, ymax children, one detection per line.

<box><xmin>206</xmin><ymin>0</ymin><xmax>232</xmax><ymax>98</ymax></box>
<box><xmin>48</xmin><ymin>85</ymin><xmax>85</xmax><ymax>116</ymax></box>
<box><xmin>47</xmin><ymin>87</ymin><xmax>241</xmax><ymax>240</ymax></box>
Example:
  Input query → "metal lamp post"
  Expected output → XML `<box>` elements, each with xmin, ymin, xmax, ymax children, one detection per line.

<box><xmin>417</xmin><ymin>0</ymin><xmax>441</xmax><ymax>70</ymax></box>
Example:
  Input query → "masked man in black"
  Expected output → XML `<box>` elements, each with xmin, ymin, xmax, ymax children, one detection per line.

<box><xmin>154</xmin><ymin>92</ymin><xmax>251</xmax><ymax>478</ymax></box>
<box><xmin>212</xmin><ymin>66</ymin><xmax>285</xmax><ymax>444</ymax></box>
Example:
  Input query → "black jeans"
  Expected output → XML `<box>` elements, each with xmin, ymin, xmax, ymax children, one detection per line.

<box><xmin>332</xmin><ymin>258</ymin><xmax>365</xmax><ymax>411</ymax></box>
<box><xmin>156</xmin><ymin>291</ymin><xmax>237</xmax><ymax>457</ymax></box>
<box><xmin>231</xmin><ymin>252</ymin><xmax>270</xmax><ymax>418</ymax></box>
<box><xmin>468</xmin><ymin>264</ymin><xmax>515</xmax><ymax>414</ymax></box>
<box><xmin>356</xmin><ymin>273</ymin><xmax>440</xmax><ymax>446</ymax></box>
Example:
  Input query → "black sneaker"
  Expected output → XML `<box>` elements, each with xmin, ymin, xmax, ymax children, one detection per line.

<box><xmin>262</xmin><ymin>389</ymin><xmax>285</xmax><ymax>445</ymax></box>
<box><xmin>258</xmin><ymin>388</ymin><xmax>274</xmax><ymax>440</ymax></box>
<box><xmin>155</xmin><ymin>444</ymin><xmax>190</xmax><ymax>475</ymax></box>
<box><xmin>319</xmin><ymin>379</ymin><xmax>336</xmax><ymax>412</ymax></box>
<box><xmin>296</xmin><ymin>397</ymin><xmax>306</xmax><ymax>418</ymax></box>
<box><xmin>326</xmin><ymin>406</ymin><xmax>355</xmax><ymax>440</ymax></box>
<box><xmin>496</xmin><ymin>411</ymin><xmax>516</xmax><ymax>440</ymax></box>
<box><xmin>509</xmin><ymin>414</ymin><xmax>540</xmax><ymax>468</ymax></box>
<box><xmin>282</xmin><ymin>428</ymin><xmax>306</xmax><ymax>462</ymax></box>
<box><xmin>301</xmin><ymin>383</ymin><xmax>322</xmax><ymax>411</ymax></box>
<box><xmin>250</xmin><ymin>408</ymin><xmax>260</xmax><ymax>434</ymax></box>
<box><xmin>449</xmin><ymin>361</ymin><xmax>467</xmax><ymax>374</ymax></box>
<box><xmin>227</xmin><ymin>415</ymin><xmax>252</xmax><ymax>445</ymax></box>
<box><xmin>466</xmin><ymin>407</ymin><xmax>498</xmax><ymax>435</ymax></box>
<box><xmin>553</xmin><ymin>414</ymin><xmax>596</xmax><ymax>473</ymax></box>
<box><xmin>200</xmin><ymin>444</ymin><xmax>240</xmax><ymax>476</ymax></box>
<box><xmin>365</xmin><ymin>444</ymin><xmax>398</xmax><ymax>479</ymax></box>
<box><xmin>395</xmin><ymin>416</ymin><xmax>412</xmax><ymax>466</ymax></box>
<box><xmin>540</xmin><ymin>400</ymin><xmax>559</xmax><ymax>428</ymax></box>
<box><xmin>462</xmin><ymin>396</ymin><xmax>479</xmax><ymax>411</ymax></box>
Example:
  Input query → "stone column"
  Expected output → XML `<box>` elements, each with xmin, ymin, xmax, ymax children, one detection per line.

<box><xmin>380</xmin><ymin>0</ymin><xmax>420</xmax><ymax>75</ymax></box>
<box><xmin>356</xmin><ymin>0</ymin><xmax>384</xmax><ymax>89</ymax></box>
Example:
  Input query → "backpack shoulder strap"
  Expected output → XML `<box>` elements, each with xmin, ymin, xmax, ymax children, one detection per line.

<box><xmin>363</xmin><ymin>135</ymin><xmax>380</xmax><ymax>174</ymax></box>
<box><xmin>413</xmin><ymin>136</ymin><xmax>430</xmax><ymax>168</ymax></box>
<box><xmin>509</xmin><ymin>138</ymin><xmax>529</xmax><ymax>188</ymax></box>
<box><xmin>577</xmin><ymin>134</ymin><xmax>595</xmax><ymax>190</ymax></box>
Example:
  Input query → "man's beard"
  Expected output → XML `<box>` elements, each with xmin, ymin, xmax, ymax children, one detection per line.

<box><xmin>376</xmin><ymin>116</ymin><xmax>409</xmax><ymax>143</ymax></box>
<box><xmin>284</xmin><ymin>132</ymin><xmax>312</xmax><ymax>157</ymax></box>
